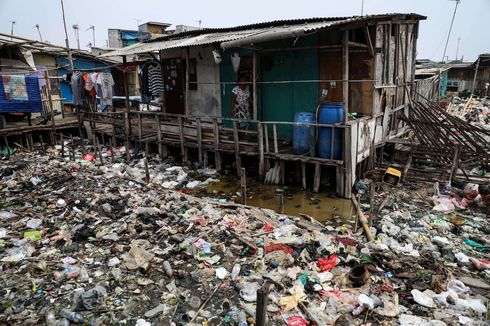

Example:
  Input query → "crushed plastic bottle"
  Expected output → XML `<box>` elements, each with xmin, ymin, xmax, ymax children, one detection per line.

<box><xmin>59</xmin><ymin>308</ymin><xmax>84</xmax><ymax>324</ymax></box>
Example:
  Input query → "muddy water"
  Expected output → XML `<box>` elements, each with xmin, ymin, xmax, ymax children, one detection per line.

<box><xmin>195</xmin><ymin>177</ymin><xmax>355</xmax><ymax>223</ymax></box>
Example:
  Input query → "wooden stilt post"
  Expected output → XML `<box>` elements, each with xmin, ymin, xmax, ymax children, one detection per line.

<box><xmin>122</xmin><ymin>55</ymin><xmax>131</xmax><ymax>136</ymax></box>
<box><xmin>178</xmin><ymin>116</ymin><xmax>188</xmax><ymax>163</ymax></box>
<box><xmin>145</xmin><ymin>141</ymin><xmax>149</xmax><ymax>158</ymax></box>
<box><xmin>109</xmin><ymin>141</ymin><xmax>115</xmax><ymax>163</ymax></box>
<box><xmin>233</xmin><ymin>120</ymin><xmax>241</xmax><ymax>176</ymax></box>
<box><xmin>203</xmin><ymin>151</ymin><xmax>208</xmax><ymax>168</ymax></box>
<box><xmin>144</xmin><ymin>158</ymin><xmax>150</xmax><ymax>184</ymax></box>
<box><xmin>60</xmin><ymin>133</ymin><xmax>65</xmax><ymax>158</ymax></box>
<box><xmin>213</xmin><ymin>117</ymin><xmax>221</xmax><ymax>171</ymax></box>
<box><xmin>279</xmin><ymin>160</ymin><xmax>285</xmax><ymax>185</ymax></box>
<box><xmin>276</xmin><ymin>194</ymin><xmax>284</xmax><ymax>214</ymax></box>
<box><xmin>240</xmin><ymin>168</ymin><xmax>247</xmax><ymax>205</ymax></box>
<box><xmin>257</xmin><ymin>121</ymin><xmax>265</xmax><ymax>179</ymax></box>
<box><xmin>28</xmin><ymin>132</ymin><xmax>34</xmax><ymax>150</ymax></box>
<box><xmin>342</xmin><ymin>29</ymin><xmax>352</xmax><ymax>199</ymax></box>
<box><xmin>3</xmin><ymin>136</ymin><xmax>9</xmax><ymax>149</ymax></box>
<box><xmin>272</xmin><ymin>123</ymin><xmax>278</xmax><ymax>154</ymax></box>
<box><xmin>255</xmin><ymin>284</ymin><xmax>270</xmax><ymax>326</ymax></box>
<box><xmin>124</xmin><ymin>112</ymin><xmax>131</xmax><ymax>164</ymax></box>
<box><xmin>196</xmin><ymin>117</ymin><xmax>203</xmax><ymax>166</ymax></box>
<box><xmin>40</xmin><ymin>135</ymin><xmax>45</xmax><ymax>151</ymax></box>
<box><xmin>92</xmin><ymin>134</ymin><xmax>98</xmax><ymax>162</ymax></box>
<box><xmin>313</xmin><ymin>163</ymin><xmax>321</xmax><ymax>193</ymax></box>
<box><xmin>264</xmin><ymin>123</ymin><xmax>270</xmax><ymax>171</ymax></box>
<box><xmin>97</xmin><ymin>138</ymin><xmax>103</xmax><ymax>165</ymax></box>
<box><xmin>154</xmin><ymin>114</ymin><xmax>163</xmax><ymax>158</ymax></box>
<box><xmin>301</xmin><ymin>162</ymin><xmax>307</xmax><ymax>190</ymax></box>
<box><xmin>70</xmin><ymin>135</ymin><xmax>75</xmax><ymax>161</ymax></box>
<box><xmin>401</xmin><ymin>156</ymin><xmax>412</xmax><ymax>183</ymax></box>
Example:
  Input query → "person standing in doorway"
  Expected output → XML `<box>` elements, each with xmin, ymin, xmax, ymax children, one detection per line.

<box><xmin>231</xmin><ymin>74</ymin><xmax>252</xmax><ymax>127</ymax></box>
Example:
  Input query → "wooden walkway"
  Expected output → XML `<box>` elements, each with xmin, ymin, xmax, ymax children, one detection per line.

<box><xmin>82</xmin><ymin>111</ymin><xmax>349</xmax><ymax>193</ymax></box>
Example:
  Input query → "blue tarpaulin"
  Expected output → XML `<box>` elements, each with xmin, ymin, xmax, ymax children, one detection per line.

<box><xmin>0</xmin><ymin>75</ymin><xmax>42</xmax><ymax>113</ymax></box>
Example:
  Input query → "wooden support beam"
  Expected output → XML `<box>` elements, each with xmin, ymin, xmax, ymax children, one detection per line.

<box><xmin>313</xmin><ymin>163</ymin><xmax>321</xmax><ymax>193</ymax></box>
<box><xmin>344</xmin><ymin>128</ymin><xmax>353</xmax><ymax>198</ymax></box>
<box><xmin>213</xmin><ymin>117</ymin><xmax>222</xmax><ymax>171</ymax></box>
<box><xmin>233</xmin><ymin>120</ymin><xmax>242</xmax><ymax>175</ymax></box>
<box><xmin>185</xmin><ymin>47</ymin><xmax>190</xmax><ymax>115</ymax></box>
<box><xmin>342</xmin><ymin>30</ymin><xmax>350</xmax><ymax>123</ymax></box>
<box><xmin>122</xmin><ymin>56</ymin><xmax>131</xmax><ymax>136</ymax></box>
<box><xmin>257</xmin><ymin>121</ymin><xmax>265</xmax><ymax>179</ymax></box>
<box><xmin>364</xmin><ymin>26</ymin><xmax>374</xmax><ymax>57</ymax></box>
<box><xmin>196</xmin><ymin>117</ymin><xmax>203</xmax><ymax>166</ymax></box>
<box><xmin>449</xmin><ymin>145</ymin><xmax>461</xmax><ymax>184</ymax></box>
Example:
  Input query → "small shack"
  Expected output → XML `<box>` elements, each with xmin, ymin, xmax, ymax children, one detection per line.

<box><xmin>96</xmin><ymin>13</ymin><xmax>426</xmax><ymax>198</ymax></box>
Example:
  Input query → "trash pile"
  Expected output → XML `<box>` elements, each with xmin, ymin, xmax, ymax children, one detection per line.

<box><xmin>446</xmin><ymin>97</ymin><xmax>490</xmax><ymax>129</ymax></box>
<box><xmin>0</xmin><ymin>147</ymin><xmax>489</xmax><ymax>325</ymax></box>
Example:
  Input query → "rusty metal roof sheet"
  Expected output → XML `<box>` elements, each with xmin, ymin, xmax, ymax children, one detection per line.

<box><xmin>100</xmin><ymin>14</ymin><xmax>425</xmax><ymax>57</ymax></box>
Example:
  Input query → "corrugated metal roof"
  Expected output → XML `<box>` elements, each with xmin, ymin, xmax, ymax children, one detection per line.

<box><xmin>100</xmin><ymin>13</ymin><xmax>425</xmax><ymax>57</ymax></box>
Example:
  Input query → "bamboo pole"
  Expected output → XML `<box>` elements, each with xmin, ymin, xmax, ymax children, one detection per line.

<box><xmin>352</xmin><ymin>194</ymin><xmax>374</xmax><ymax>241</ymax></box>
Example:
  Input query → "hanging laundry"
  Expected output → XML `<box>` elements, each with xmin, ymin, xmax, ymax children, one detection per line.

<box><xmin>148</xmin><ymin>62</ymin><xmax>164</xmax><ymax>96</ymax></box>
<box><xmin>138</xmin><ymin>62</ymin><xmax>151</xmax><ymax>99</ymax></box>
<box><xmin>70</xmin><ymin>71</ymin><xmax>85</xmax><ymax>105</ymax></box>
<box><xmin>83</xmin><ymin>73</ymin><xmax>97</xmax><ymax>97</ymax></box>
<box><xmin>96</xmin><ymin>72</ymin><xmax>115</xmax><ymax>106</ymax></box>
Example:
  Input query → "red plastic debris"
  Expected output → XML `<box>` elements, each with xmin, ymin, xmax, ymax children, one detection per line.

<box><xmin>264</xmin><ymin>243</ymin><xmax>294</xmax><ymax>255</ymax></box>
<box><xmin>337</xmin><ymin>237</ymin><xmax>356</xmax><ymax>246</ymax></box>
<box><xmin>287</xmin><ymin>315</ymin><xmax>308</xmax><ymax>326</ymax></box>
<box><xmin>317</xmin><ymin>255</ymin><xmax>337</xmax><ymax>272</ymax></box>
<box><xmin>319</xmin><ymin>289</ymin><xmax>342</xmax><ymax>298</ymax></box>
<box><xmin>263</xmin><ymin>223</ymin><xmax>274</xmax><ymax>233</ymax></box>
<box><xmin>81</xmin><ymin>153</ymin><xmax>95</xmax><ymax>162</ymax></box>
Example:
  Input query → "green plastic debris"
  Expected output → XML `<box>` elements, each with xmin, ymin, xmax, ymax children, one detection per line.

<box><xmin>298</xmin><ymin>272</ymin><xmax>308</xmax><ymax>286</ymax></box>
<box><xmin>464</xmin><ymin>239</ymin><xmax>487</xmax><ymax>252</ymax></box>
<box><xmin>24</xmin><ymin>230</ymin><xmax>41</xmax><ymax>241</ymax></box>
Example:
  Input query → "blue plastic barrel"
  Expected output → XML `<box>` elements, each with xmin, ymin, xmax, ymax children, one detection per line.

<box><xmin>292</xmin><ymin>112</ymin><xmax>316</xmax><ymax>155</ymax></box>
<box><xmin>317</xmin><ymin>103</ymin><xmax>344</xmax><ymax>160</ymax></box>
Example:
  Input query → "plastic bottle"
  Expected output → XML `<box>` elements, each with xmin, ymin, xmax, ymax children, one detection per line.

<box><xmin>238</xmin><ymin>310</ymin><xmax>247</xmax><ymax>326</ymax></box>
<box><xmin>163</xmin><ymin>261</ymin><xmax>173</xmax><ymax>277</ymax></box>
<box><xmin>59</xmin><ymin>309</ymin><xmax>84</xmax><ymax>324</ymax></box>
<box><xmin>231</xmin><ymin>263</ymin><xmax>241</xmax><ymax>280</ymax></box>
<box><xmin>45</xmin><ymin>311</ymin><xmax>57</xmax><ymax>326</ymax></box>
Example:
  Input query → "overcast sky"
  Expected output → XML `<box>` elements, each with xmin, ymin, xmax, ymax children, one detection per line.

<box><xmin>0</xmin><ymin>0</ymin><xmax>488</xmax><ymax>62</ymax></box>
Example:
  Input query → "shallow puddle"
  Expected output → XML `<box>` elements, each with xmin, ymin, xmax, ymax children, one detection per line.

<box><xmin>195</xmin><ymin>177</ymin><xmax>355</xmax><ymax>223</ymax></box>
